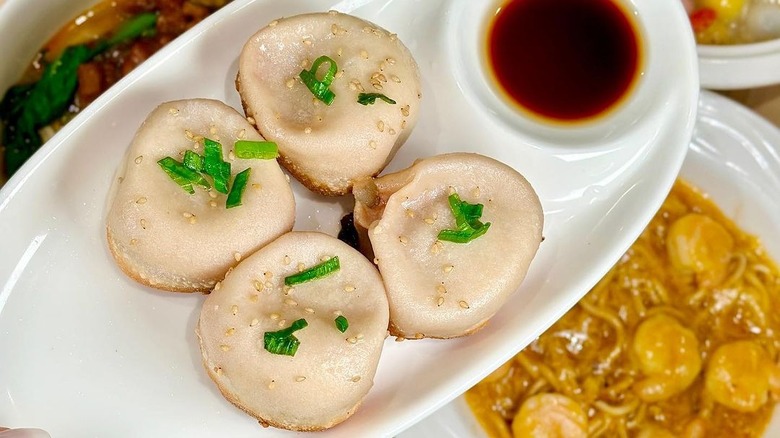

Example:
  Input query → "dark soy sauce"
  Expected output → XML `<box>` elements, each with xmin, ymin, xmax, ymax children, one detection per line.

<box><xmin>337</xmin><ymin>213</ymin><xmax>360</xmax><ymax>250</ymax></box>
<box><xmin>487</xmin><ymin>0</ymin><xmax>641</xmax><ymax>122</ymax></box>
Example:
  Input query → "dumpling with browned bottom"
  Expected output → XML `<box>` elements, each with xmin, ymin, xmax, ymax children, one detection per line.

<box><xmin>197</xmin><ymin>231</ymin><xmax>390</xmax><ymax>431</ymax></box>
<box><xmin>237</xmin><ymin>11</ymin><xmax>422</xmax><ymax>196</ymax></box>
<box><xmin>106</xmin><ymin>99</ymin><xmax>295</xmax><ymax>293</ymax></box>
<box><xmin>353</xmin><ymin>153</ymin><xmax>544</xmax><ymax>339</ymax></box>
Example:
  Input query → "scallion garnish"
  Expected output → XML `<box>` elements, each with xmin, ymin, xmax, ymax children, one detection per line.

<box><xmin>226</xmin><ymin>168</ymin><xmax>251</xmax><ymax>209</ymax></box>
<box><xmin>203</xmin><ymin>138</ymin><xmax>231</xmax><ymax>194</ymax></box>
<box><xmin>284</xmin><ymin>256</ymin><xmax>341</xmax><ymax>286</ymax></box>
<box><xmin>157</xmin><ymin>157</ymin><xmax>211</xmax><ymax>194</ymax></box>
<box><xmin>437</xmin><ymin>193</ymin><xmax>491</xmax><ymax>243</ymax></box>
<box><xmin>158</xmin><ymin>138</ymin><xmax>270</xmax><ymax>208</ymax></box>
<box><xmin>357</xmin><ymin>93</ymin><xmax>396</xmax><ymax>105</ymax></box>
<box><xmin>264</xmin><ymin>318</ymin><xmax>308</xmax><ymax>356</ymax></box>
<box><xmin>183</xmin><ymin>150</ymin><xmax>204</xmax><ymax>172</ymax></box>
<box><xmin>438</xmin><ymin>225</ymin><xmax>491</xmax><ymax>243</ymax></box>
<box><xmin>234</xmin><ymin>140</ymin><xmax>279</xmax><ymax>159</ymax></box>
<box><xmin>335</xmin><ymin>315</ymin><xmax>349</xmax><ymax>333</ymax></box>
<box><xmin>299</xmin><ymin>55</ymin><xmax>338</xmax><ymax>105</ymax></box>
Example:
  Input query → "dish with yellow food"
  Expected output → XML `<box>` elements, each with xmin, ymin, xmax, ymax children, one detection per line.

<box><xmin>402</xmin><ymin>90</ymin><xmax>780</xmax><ymax>438</ymax></box>
<box><xmin>684</xmin><ymin>0</ymin><xmax>780</xmax><ymax>89</ymax></box>
<box><xmin>467</xmin><ymin>178</ymin><xmax>780</xmax><ymax>437</ymax></box>
<box><xmin>685</xmin><ymin>0</ymin><xmax>780</xmax><ymax>45</ymax></box>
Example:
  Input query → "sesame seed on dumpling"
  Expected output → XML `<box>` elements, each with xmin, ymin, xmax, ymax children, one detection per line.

<box><xmin>197</xmin><ymin>231</ymin><xmax>389</xmax><ymax>431</ymax></box>
<box><xmin>106</xmin><ymin>99</ymin><xmax>295</xmax><ymax>293</ymax></box>
<box><xmin>353</xmin><ymin>153</ymin><xmax>544</xmax><ymax>339</ymax></box>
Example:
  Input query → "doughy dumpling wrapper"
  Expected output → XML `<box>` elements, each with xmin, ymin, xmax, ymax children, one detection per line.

<box><xmin>354</xmin><ymin>153</ymin><xmax>543</xmax><ymax>339</ymax></box>
<box><xmin>237</xmin><ymin>11</ymin><xmax>422</xmax><ymax>196</ymax></box>
<box><xmin>106</xmin><ymin>99</ymin><xmax>295</xmax><ymax>292</ymax></box>
<box><xmin>198</xmin><ymin>232</ymin><xmax>390</xmax><ymax>431</ymax></box>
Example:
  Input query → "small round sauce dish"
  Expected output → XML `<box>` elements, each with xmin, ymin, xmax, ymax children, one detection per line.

<box><xmin>486</xmin><ymin>0</ymin><xmax>643</xmax><ymax>126</ymax></box>
<box><xmin>446</xmin><ymin>0</ymin><xmax>698</xmax><ymax>148</ymax></box>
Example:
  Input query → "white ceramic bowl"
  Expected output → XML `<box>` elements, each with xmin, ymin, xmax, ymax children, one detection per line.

<box><xmin>699</xmin><ymin>39</ymin><xmax>780</xmax><ymax>89</ymax></box>
<box><xmin>401</xmin><ymin>89</ymin><xmax>780</xmax><ymax>437</ymax></box>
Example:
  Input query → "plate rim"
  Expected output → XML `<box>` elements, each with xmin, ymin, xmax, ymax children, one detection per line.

<box><xmin>0</xmin><ymin>0</ymin><xmax>699</xmax><ymax>436</ymax></box>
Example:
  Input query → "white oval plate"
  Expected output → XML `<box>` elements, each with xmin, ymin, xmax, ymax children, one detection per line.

<box><xmin>402</xmin><ymin>89</ymin><xmax>780</xmax><ymax>437</ymax></box>
<box><xmin>0</xmin><ymin>0</ymin><xmax>696</xmax><ymax>436</ymax></box>
<box><xmin>699</xmin><ymin>39</ymin><xmax>780</xmax><ymax>90</ymax></box>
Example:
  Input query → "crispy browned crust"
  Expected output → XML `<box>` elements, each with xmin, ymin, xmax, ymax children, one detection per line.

<box><xmin>196</xmin><ymin>322</ymin><xmax>360</xmax><ymax>431</ymax></box>
<box><xmin>388</xmin><ymin>317</ymin><xmax>489</xmax><ymax>340</ymax></box>
<box><xmin>235</xmin><ymin>71</ymin><xmax>352</xmax><ymax>197</ymax></box>
<box><xmin>276</xmin><ymin>151</ymin><xmax>348</xmax><ymax>196</ymax></box>
<box><xmin>106</xmin><ymin>226</ymin><xmax>210</xmax><ymax>294</ymax></box>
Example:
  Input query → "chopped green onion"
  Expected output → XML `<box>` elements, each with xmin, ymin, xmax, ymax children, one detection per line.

<box><xmin>438</xmin><ymin>224</ymin><xmax>491</xmax><ymax>243</ymax></box>
<box><xmin>357</xmin><ymin>93</ymin><xmax>396</xmax><ymax>105</ymax></box>
<box><xmin>157</xmin><ymin>156</ymin><xmax>211</xmax><ymax>194</ymax></box>
<box><xmin>335</xmin><ymin>315</ymin><xmax>349</xmax><ymax>333</ymax></box>
<box><xmin>264</xmin><ymin>319</ymin><xmax>308</xmax><ymax>356</ymax></box>
<box><xmin>284</xmin><ymin>256</ymin><xmax>341</xmax><ymax>286</ymax></box>
<box><xmin>234</xmin><ymin>140</ymin><xmax>279</xmax><ymax>159</ymax></box>
<box><xmin>437</xmin><ymin>193</ymin><xmax>491</xmax><ymax>243</ymax></box>
<box><xmin>107</xmin><ymin>12</ymin><xmax>158</xmax><ymax>47</ymax></box>
<box><xmin>299</xmin><ymin>55</ymin><xmax>338</xmax><ymax>105</ymax></box>
<box><xmin>203</xmin><ymin>138</ymin><xmax>231</xmax><ymax>194</ymax></box>
<box><xmin>226</xmin><ymin>168</ymin><xmax>251</xmax><ymax>209</ymax></box>
<box><xmin>183</xmin><ymin>150</ymin><xmax>204</xmax><ymax>172</ymax></box>
<box><xmin>451</xmin><ymin>194</ymin><xmax>483</xmax><ymax>225</ymax></box>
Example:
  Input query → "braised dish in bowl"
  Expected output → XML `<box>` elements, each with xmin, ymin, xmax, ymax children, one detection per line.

<box><xmin>467</xmin><ymin>179</ymin><xmax>780</xmax><ymax>437</ymax></box>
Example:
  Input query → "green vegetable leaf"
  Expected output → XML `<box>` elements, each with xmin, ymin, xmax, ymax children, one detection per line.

<box><xmin>203</xmin><ymin>138</ymin><xmax>231</xmax><ymax>194</ymax></box>
<box><xmin>234</xmin><ymin>140</ymin><xmax>278</xmax><ymax>159</ymax></box>
<box><xmin>108</xmin><ymin>13</ymin><xmax>158</xmax><ymax>47</ymax></box>
<box><xmin>226</xmin><ymin>168</ymin><xmax>251</xmax><ymax>209</ymax></box>
<box><xmin>183</xmin><ymin>150</ymin><xmax>204</xmax><ymax>172</ymax></box>
<box><xmin>1</xmin><ymin>44</ymin><xmax>94</xmax><ymax>175</ymax></box>
<box><xmin>335</xmin><ymin>315</ymin><xmax>349</xmax><ymax>333</ymax></box>
<box><xmin>437</xmin><ymin>193</ymin><xmax>491</xmax><ymax>243</ymax></box>
<box><xmin>357</xmin><ymin>93</ymin><xmax>396</xmax><ymax>105</ymax></box>
<box><xmin>157</xmin><ymin>156</ymin><xmax>211</xmax><ymax>194</ymax></box>
<box><xmin>264</xmin><ymin>319</ymin><xmax>308</xmax><ymax>356</ymax></box>
<box><xmin>299</xmin><ymin>55</ymin><xmax>338</xmax><ymax>105</ymax></box>
<box><xmin>284</xmin><ymin>256</ymin><xmax>341</xmax><ymax>286</ymax></box>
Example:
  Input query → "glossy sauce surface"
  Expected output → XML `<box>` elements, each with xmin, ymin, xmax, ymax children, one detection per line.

<box><xmin>487</xmin><ymin>0</ymin><xmax>641</xmax><ymax>122</ymax></box>
<box><xmin>467</xmin><ymin>180</ymin><xmax>780</xmax><ymax>437</ymax></box>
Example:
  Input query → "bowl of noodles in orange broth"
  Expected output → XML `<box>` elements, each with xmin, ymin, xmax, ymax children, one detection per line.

<box><xmin>0</xmin><ymin>0</ymin><xmax>231</xmax><ymax>185</ymax></box>
<box><xmin>400</xmin><ymin>90</ymin><xmax>780</xmax><ymax>438</ymax></box>
<box><xmin>682</xmin><ymin>0</ymin><xmax>780</xmax><ymax>89</ymax></box>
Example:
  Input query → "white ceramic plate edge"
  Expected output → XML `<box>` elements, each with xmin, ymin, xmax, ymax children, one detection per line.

<box><xmin>0</xmin><ymin>0</ymin><xmax>698</xmax><ymax>436</ymax></box>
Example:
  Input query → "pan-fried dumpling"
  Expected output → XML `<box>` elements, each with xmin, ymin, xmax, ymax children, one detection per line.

<box><xmin>353</xmin><ymin>153</ymin><xmax>544</xmax><ymax>339</ymax></box>
<box><xmin>197</xmin><ymin>231</ymin><xmax>390</xmax><ymax>431</ymax></box>
<box><xmin>237</xmin><ymin>11</ymin><xmax>422</xmax><ymax>196</ymax></box>
<box><xmin>106</xmin><ymin>99</ymin><xmax>295</xmax><ymax>293</ymax></box>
